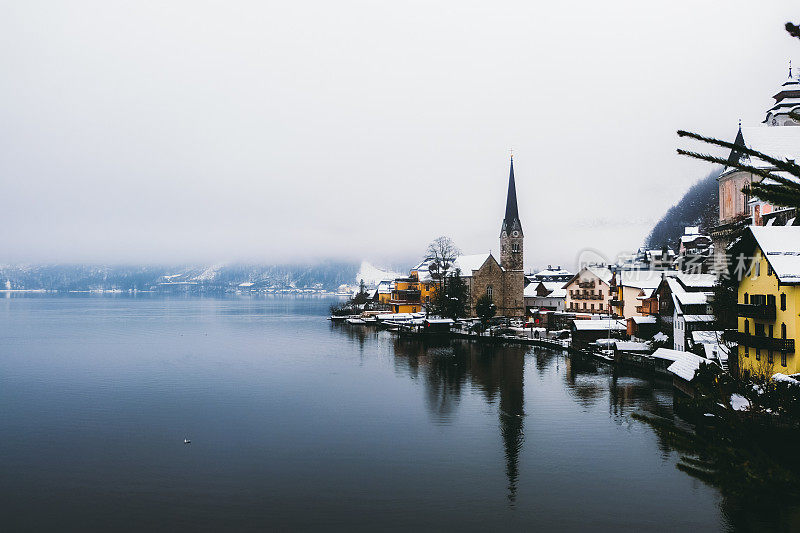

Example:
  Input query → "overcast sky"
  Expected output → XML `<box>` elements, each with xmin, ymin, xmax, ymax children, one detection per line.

<box><xmin>1</xmin><ymin>1</ymin><xmax>797</xmax><ymax>269</ymax></box>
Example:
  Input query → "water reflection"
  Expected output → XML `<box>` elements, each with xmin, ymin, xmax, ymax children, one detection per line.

<box><xmin>390</xmin><ymin>338</ymin><xmax>527</xmax><ymax>503</ymax></box>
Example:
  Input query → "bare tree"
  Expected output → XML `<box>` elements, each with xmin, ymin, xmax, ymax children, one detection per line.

<box><xmin>426</xmin><ymin>236</ymin><xmax>461</xmax><ymax>283</ymax></box>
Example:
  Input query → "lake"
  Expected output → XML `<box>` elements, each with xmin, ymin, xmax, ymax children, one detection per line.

<box><xmin>0</xmin><ymin>294</ymin><xmax>791</xmax><ymax>531</ymax></box>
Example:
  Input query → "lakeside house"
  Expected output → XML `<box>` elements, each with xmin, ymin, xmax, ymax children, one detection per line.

<box><xmin>564</xmin><ymin>266</ymin><xmax>613</xmax><ymax>315</ymax></box>
<box><xmin>654</xmin><ymin>273</ymin><xmax>716</xmax><ymax>351</ymax></box>
<box><xmin>731</xmin><ymin>226</ymin><xmax>800</xmax><ymax>377</ymax></box>
<box><xmin>609</xmin><ymin>270</ymin><xmax>664</xmax><ymax>319</ymax></box>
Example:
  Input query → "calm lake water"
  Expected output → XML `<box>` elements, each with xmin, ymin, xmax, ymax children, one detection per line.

<box><xmin>0</xmin><ymin>294</ymin><xmax>791</xmax><ymax>531</ymax></box>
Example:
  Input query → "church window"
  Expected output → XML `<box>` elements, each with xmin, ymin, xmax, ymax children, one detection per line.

<box><xmin>744</xmin><ymin>293</ymin><xmax>749</xmax><ymax>304</ymax></box>
<box><xmin>486</xmin><ymin>285</ymin><xmax>493</xmax><ymax>301</ymax></box>
<box><xmin>512</xmin><ymin>243</ymin><xmax>519</xmax><ymax>253</ymax></box>
<box><xmin>781</xmin><ymin>293</ymin><xmax>786</xmax><ymax>311</ymax></box>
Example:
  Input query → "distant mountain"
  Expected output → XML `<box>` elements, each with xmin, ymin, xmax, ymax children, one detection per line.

<box><xmin>0</xmin><ymin>262</ymin><xmax>360</xmax><ymax>293</ymax></box>
<box><xmin>644</xmin><ymin>168</ymin><xmax>722</xmax><ymax>249</ymax></box>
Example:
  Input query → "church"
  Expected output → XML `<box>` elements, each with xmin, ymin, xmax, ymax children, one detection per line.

<box><xmin>409</xmin><ymin>157</ymin><xmax>525</xmax><ymax>317</ymax></box>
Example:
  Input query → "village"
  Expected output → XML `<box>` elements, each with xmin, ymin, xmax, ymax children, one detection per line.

<box><xmin>335</xmin><ymin>62</ymin><xmax>800</xmax><ymax>414</ymax></box>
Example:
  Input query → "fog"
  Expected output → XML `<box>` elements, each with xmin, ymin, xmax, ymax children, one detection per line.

<box><xmin>1</xmin><ymin>1</ymin><xmax>797</xmax><ymax>269</ymax></box>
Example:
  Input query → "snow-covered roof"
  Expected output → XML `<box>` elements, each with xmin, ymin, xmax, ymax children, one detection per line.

<box><xmin>453</xmin><ymin>253</ymin><xmax>493</xmax><ymax>276</ymax></box>
<box><xmin>749</xmin><ymin>226</ymin><xmax>800</xmax><ymax>284</ymax></box>
<box><xmin>571</xmin><ymin>319</ymin><xmax>626</xmax><ymax>331</ymax></box>
<box><xmin>533</xmin><ymin>267</ymin><xmax>573</xmax><ymax>277</ymax></box>
<box><xmin>547</xmin><ymin>288</ymin><xmax>567</xmax><ymax>298</ymax></box>
<box><xmin>541</xmin><ymin>281</ymin><xmax>566</xmax><ymax>292</ymax></box>
<box><xmin>652</xmin><ymin>348</ymin><xmax>708</xmax><ymax>381</ymax></box>
<box><xmin>675</xmin><ymin>292</ymin><xmax>708</xmax><ymax>306</ymax></box>
<box><xmin>676</xmin><ymin>273</ymin><xmax>717</xmax><ymax>289</ymax></box>
<box><xmin>631</xmin><ymin>315</ymin><xmax>657</xmax><ymax>324</ymax></box>
<box><xmin>667</xmin><ymin>355</ymin><xmax>708</xmax><ymax>382</ymax></box>
<box><xmin>683</xmin><ymin>314</ymin><xmax>715</xmax><ymax>323</ymax></box>
<box><xmin>691</xmin><ymin>330</ymin><xmax>722</xmax><ymax>344</ymax></box>
<box><xmin>617</xmin><ymin>270</ymin><xmax>664</xmax><ymax>290</ymax></box>
<box><xmin>613</xmin><ymin>341</ymin><xmax>651</xmax><ymax>352</ymax></box>
<box><xmin>569</xmin><ymin>266</ymin><xmax>612</xmax><ymax>285</ymax></box>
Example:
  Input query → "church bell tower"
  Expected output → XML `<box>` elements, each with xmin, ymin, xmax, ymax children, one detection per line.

<box><xmin>500</xmin><ymin>155</ymin><xmax>524</xmax><ymax>317</ymax></box>
<box><xmin>500</xmin><ymin>155</ymin><xmax>524</xmax><ymax>271</ymax></box>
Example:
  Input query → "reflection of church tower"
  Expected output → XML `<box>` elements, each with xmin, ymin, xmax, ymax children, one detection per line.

<box><xmin>499</xmin><ymin>156</ymin><xmax>524</xmax><ymax>317</ymax></box>
<box><xmin>498</xmin><ymin>350</ymin><xmax>525</xmax><ymax>503</ymax></box>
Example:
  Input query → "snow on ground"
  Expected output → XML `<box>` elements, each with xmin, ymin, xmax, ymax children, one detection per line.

<box><xmin>355</xmin><ymin>261</ymin><xmax>402</xmax><ymax>287</ymax></box>
<box><xmin>730</xmin><ymin>393</ymin><xmax>750</xmax><ymax>411</ymax></box>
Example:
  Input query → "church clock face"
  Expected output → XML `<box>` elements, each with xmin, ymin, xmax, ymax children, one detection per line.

<box><xmin>512</xmin><ymin>231</ymin><xmax>519</xmax><ymax>237</ymax></box>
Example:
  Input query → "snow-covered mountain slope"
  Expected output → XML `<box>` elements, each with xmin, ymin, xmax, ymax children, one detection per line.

<box><xmin>355</xmin><ymin>261</ymin><xmax>403</xmax><ymax>287</ymax></box>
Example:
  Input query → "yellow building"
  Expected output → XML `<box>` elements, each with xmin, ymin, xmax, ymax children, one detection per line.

<box><xmin>733</xmin><ymin>226</ymin><xmax>800</xmax><ymax>378</ymax></box>
<box><xmin>388</xmin><ymin>268</ymin><xmax>437</xmax><ymax>314</ymax></box>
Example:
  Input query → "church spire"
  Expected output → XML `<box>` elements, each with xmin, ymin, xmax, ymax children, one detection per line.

<box><xmin>501</xmin><ymin>155</ymin><xmax>523</xmax><ymax>237</ymax></box>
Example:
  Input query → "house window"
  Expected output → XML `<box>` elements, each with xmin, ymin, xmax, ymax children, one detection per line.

<box><xmin>782</xmin><ymin>323</ymin><xmax>787</xmax><ymax>339</ymax></box>
<box><xmin>598</xmin><ymin>291</ymin><xmax>603</xmax><ymax>299</ymax></box>
<box><xmin>768</xmin><ymin>294</ymin><xmax>776</xmax><ymax>308</ymax></box>
<box><xmin>781</xmin><ymin>293</ymin><xmax>786</xmax><ymax>311</ymax></box>
<box><xmin>768</xmin><ymin>350</ymin><xmax>774</xmax><ymax>364</ymax></box>
<box><xmin>756</xmin><ymin>348</ymin><xmax>761</xmax><ymax>361</ymax></box>
<box><xmin>744</xmin><ymin>292</ymin><xmax>749</xmax><ymax>304</ymax></box>
<box><xmin>486</xmin><ymin>286</ymin><xmax>493</xmax><ymax>301</ymax></box>
<box><xmin>769</xmin><ymin>324</ymin><xmax>774</xmax><ymax>338</ymax></box>
<box><xmin>755</xmin><ymin>323</ymin><xmax>765</xmax><ymax>337</ymax></box>
<box><xmin>744</xmin><ymin>320</ymin><xmax>749</xmax><ymax>335</ymax></box>
<box><xmin>512</xmin><ymin>243</ymin><xmax>519</xmax><ymax>253</ymax></box>
<box><xmin>768</xmin><ymin>263</ymin><xmax>773</xmax><ymax>276</ymax></box>
<box><xmin>591</xmin><ymin>304</ymin><xmax>595</xmax><ymax>311</ymax></box>
<box><xmin>782</xmin><ymin>352</ymin><xmax>787</xmax><ymax>366</ymax></box>
<box><xmin>744</xmin><ymin>345</ymin><xmax>749</xmax><ymax>357</ymax></box>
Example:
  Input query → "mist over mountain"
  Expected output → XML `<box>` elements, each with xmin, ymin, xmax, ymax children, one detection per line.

<box><xmin>0</xmin><ymin>262</ymin><xmax>360</xmax><ymax>293</ymax></box>
<box><xmin>644</xmin><ymin>168</ymin><xmax>722</xmax><ymax>249</ymax></box>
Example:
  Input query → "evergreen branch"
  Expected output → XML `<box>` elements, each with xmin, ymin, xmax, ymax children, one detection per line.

<box><xmin>676</xmin><ymin>149</ymin><xmax>776</xmax><ymax>180</ymax></box>
<box><xmin>787</xmin><ymin>21</ymin><xmax>800</xmax><ymax>39</ymax></box>
<box><xmin>678</xmin><ymin>130</ymin><xmax>800</xmax><ymax>177</ymax></box>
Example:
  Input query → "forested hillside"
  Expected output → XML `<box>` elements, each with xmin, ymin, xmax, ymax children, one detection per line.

<box><xmin>644</xmin><ymin>168</ymin><xmax>721</xmax><ymax>249</ymax></box>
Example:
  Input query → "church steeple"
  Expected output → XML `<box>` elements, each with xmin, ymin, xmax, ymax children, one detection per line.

<box><xmin>500</xmin><ymin>156</ymin><xmax>523</xmax><ymax>237</ymax></box>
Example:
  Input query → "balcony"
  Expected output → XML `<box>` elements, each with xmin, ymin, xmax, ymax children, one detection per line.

<box><xmin>572</xmin><ymin>293</ymin><xmax>603</xmax><ymax>300</ymax></box>
<box><xmin>578</xmin><ymin>281</ymin><xmax>595</xmax><ymax>289</ymax></box>
<box><xmin>737</xmin><ymin>303</ymin><xmax>776</xmax><ymax>320</ymax></box>
<box><xmin>735</xmin><ymin>332</ymin><xmax>795</xmax><ymax>352</ymax></box>
<box><xmin>610</xmin><ymin>299</ymin><xmax>623</xmax><ymax>307</ymax></box>
<box><xmin>392</xmin><ymin>290</ymin><xmax>421</xmax><ymax>302</ymax></box>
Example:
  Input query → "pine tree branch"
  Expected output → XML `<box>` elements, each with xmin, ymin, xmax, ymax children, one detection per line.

<box><xmin>787</xmin><ymin>21</ymin><xmax>800</xmax><ymax>39</ymax></box>
<box><xmin>676</xmin><ymin>149</ymin><xmax>777</xmax><ymax>180</ymax></box>
<box><xmin>677</xmin><ymin>130</ymin><xmax>800</xmax><ymax>177</ymax></box>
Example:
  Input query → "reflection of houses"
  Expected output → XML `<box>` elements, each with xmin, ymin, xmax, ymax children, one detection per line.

<box><xmin>391</xmin><ymin>338</ymin><xmax>526</xmax><ymax>503</ymax></box>
<box><xmin>731</xmin><ymin>226</ymin><xmax>800</xmax><ymax>377</ymax></box>
<box><xmin>564</xmin><ymin>266</ymin><xmax>613</xmax><ymax>315</ymax></box>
